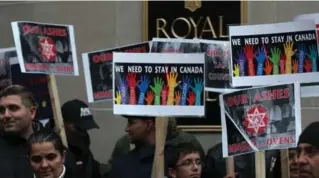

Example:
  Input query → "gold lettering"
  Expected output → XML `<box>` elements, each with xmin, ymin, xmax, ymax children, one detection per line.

<box><xmin>189</xmin><ymin>17</ymin><xmax>203</xmax><ymax>39</ymax></box>
<box><xmin>219</xmin><ymin>16</ymin><xmax>228</xmax><ymax>38</ymax></box>
<box><xmin>200</xmin><ymin>16</ymin><xmax>217</xmax><ymax>38</ymax></box>
<box><xmin>156</xmin><ymin>18</ymin><xmax>169</xmax><ymax>38</ymax></box>
<box><xmin>171</xmin><ymin>17</ymin><xmax>191</xmax><ymax>38</ymax></box>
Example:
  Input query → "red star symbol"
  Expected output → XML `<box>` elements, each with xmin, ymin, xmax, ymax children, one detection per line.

<box><xmin>244</xmin><ymin>105</ymin><xmax>268</xmax><ymax>136</ymax></box>
<box><xmin>39</xmin><ymin>37</ymin><xmax>57</xmax><ymax>62</ymax></box>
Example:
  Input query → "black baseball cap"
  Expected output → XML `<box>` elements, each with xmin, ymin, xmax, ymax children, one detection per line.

<box><xmin>61</xmin><ymin>99</ymin><xmax>99</xmax><ymax>130</ymax></box>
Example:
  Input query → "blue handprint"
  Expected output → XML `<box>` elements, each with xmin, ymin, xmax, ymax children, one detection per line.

<box><xmin>116</xmin><ymin>75</ymin><xmax>128</xmax><ymax>104</ymax></box>
<box><xmin>137</xmin><ymin>75</ymin><xmax>150</xmax><ymax>105</ymax></box>
<box><xmin>306</xmin><ymin>45</ymin><xmax>318</xmax><ymax>72</ymax></box>
<box><xmin>255</xmin><ymin>47</ymin><xmax>266</xmax><ymax>75</ymax></box>
<box><xmin>179</xmin><ymin>76</ymin><xmax>192</xmax><ymax>106</ymax></box>
<box><xmin>297</xmin><ymin>44</ymin><xmax>306</xmax><ymax>73</ymax></box>
<box><xmin>190</xmin><ymin>78</ymin><xmax>203</xmax><ymax>106</ymax></box>
<box><xmin>234</xmin><ymin>49</ymin><xmax>246</xmax><ymax>76</ymax></box>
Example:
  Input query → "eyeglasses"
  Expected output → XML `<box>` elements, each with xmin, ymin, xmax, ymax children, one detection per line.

<box><xmin>176</xmin><ymin>159</ymin><xmax>203</xmax><ymax>168</ymax></box>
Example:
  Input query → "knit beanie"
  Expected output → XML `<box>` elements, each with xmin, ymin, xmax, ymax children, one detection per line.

<box><xmin>298</xmin><ymin>122</ymin><xmax>319</xmax><ymax>147</ymax></box>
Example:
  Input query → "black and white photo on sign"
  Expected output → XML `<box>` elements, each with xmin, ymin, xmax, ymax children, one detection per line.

<box><xmin>11</xmin><ymin>21</ymin><xmax>79</xmax><ymax>75</ymax></box>
<box><xmin>220</xmin><ymin>82</ymin><xmax>301</xmax><ymax>157</ymax></box>
<box><xmin>229</xmin><ymin>21</ymin><xmax>319</xmax><ymax>88</ymax></box>
<box><xmin>82</xmin><ymin>42</ymin><xmax>150</xmax><ymax>103</ymax></box>
<box><xmin>112</xmin><ymin>52</ymin><xmax>205</xmax><ymax>117</ymax></box>
<box><xmin>150</xmin><ymin>38</ymin><xmax>201</xmax><ymax>53</ymax></box>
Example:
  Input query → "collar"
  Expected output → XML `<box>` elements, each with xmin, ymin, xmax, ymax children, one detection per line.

<box><xmin>34</xmin><ymin>165</ymin><xmax>65</xmax><ymax>178</ymax></box>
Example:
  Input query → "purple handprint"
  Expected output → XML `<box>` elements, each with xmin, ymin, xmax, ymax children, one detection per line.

<box><xmin>234</xmin><ymin>49</ymin><xmax>246</xmax><ymax>76</ymax></box>
<box><xmin>137</xmin><ymin>75</ymin><xmax>150</xmax><ymax>105</ymax></box>
<box><xmin>255</xmin><ymin>47</ymin><xmax>267</xmax><ymax>75</ymax></box>
<box><xmin>179</xmin><ymin>76</ymin><xmax>192</xmax><ymax>106</ymax></box>
<box><xmin>116</xmin><ymin>75</ymin><xmax>128</xmax><ymax>104</ymax></box>
<box><xmin>297</xmin><ymin>44</ymin><xmax>306</xmax><ymax>73</ymax></box>
<box><xmin>190</xmin><ymin>78</ymin><xmax>203</xmax><ymax>106</ymax></box>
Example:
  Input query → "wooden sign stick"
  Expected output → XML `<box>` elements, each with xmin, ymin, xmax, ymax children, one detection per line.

<box><xmin>226</xmin><ymin>157</ymin><xmax>235</xmax><ymax>176</ymax></box>
<box><xmin>151</xmin><ymin>117</ymin><xmax>169</xmax><ymax>178</ymax></box>
<box><xmin>280</xmin><ymin>149</ymin><xmax>290</xmax><ymax>178</ymax></box>
<box><xmin>255</xmin><ymin>151</ymin><xmax>266</xmax><ymax>178</ymax></box>
<box><xmin>47</xmin><ymin>75</ymin><xmax>68</xmax><ymax>147</ymax></box>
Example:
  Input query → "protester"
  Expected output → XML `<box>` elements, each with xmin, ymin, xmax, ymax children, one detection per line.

<box><xmin>289</xmin><ymin>148</ymin><xmax>299</xmax><ymax>178</ymax></box>
<box><xmin>27</xmin><ymin>129</ymin><xmax>74</xmax><ymax>178</ymax></box>
<box><xmin>167</xmin><ymin>142</ymin><xmax>202</xmax><ymax>178</ymax></box>
<box><xmin>0</xmin><ymin>85</ymin><xmax>76</xmax><ymax>178</ymax></box>
<box><xmin>104</xmin><ymin>117</ymin><xmax>205</xmax><ymax>178</ymax></box>
<box><xmin>296</xmin><ymin>121</ymin><xmax>319</xmax><ymax>178</ymax></box>
<box><xmin>61</xmin><ymin>99</ymin><xmax>101</xmax><ymax>178</ymax></box>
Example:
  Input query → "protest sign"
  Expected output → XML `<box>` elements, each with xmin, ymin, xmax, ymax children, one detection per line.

<box><xmin>82</xmin><ymin>42</ymin><xmax>149</xmax><ymax>103</ymax></box>
<box><xmin>220</xmin><ymin>83</ymin><xmax>301</xmax><ymax>157</ymax></box>
<box><xmin>11</xmin><ymin>21</ymin><xmax>79</xmax><ymax>75</ymax></box>
<box><xmin>113</xmin><ymin>53</ymin><xmax>205</xmax><ymax>116</ymax></box>
<box><xmin>150</xmin><ymin>38</ymin><xmax>201</xmax><ymax>53</ymax></box>
<box><xmin>0</xmin><ymin>48</ymin><xmax>14</xmax><ymax>90</ymax></box>
<box><xmin>229</xmin><ymin>21</ymin><xmax>319</xmax><ymax>87</ymax></box>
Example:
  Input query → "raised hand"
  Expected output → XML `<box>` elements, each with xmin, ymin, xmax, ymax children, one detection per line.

<box><xmin>190</xmin><ymin>78</ymin><xmax>203</xmax><ymax>106</ymax></box>
<box><xmin>234</xmin><ymin>49</ymin><xmax>246</xmax><ymax>76</ymax></box>
<box><xmin>280</xmin><ymin>53</ymin><xmax>286</xmax><ymax>74</ymax></box>
<box><xmin>264</xmin><ymin>59</ymin><xmax>272</xmax><ymax>75</ymax></box>
<box><xmin>137</xmin><ymin>75</ymin><xmax>150</xmax><ymax>105</ymax></box>
<box><xmin>306</xmin><ymin>45</ymin><xmax>318</xmax><ymax>72</ymax></box>
<box><xmin>115</xmin><ymin>91</ymin><xmax>121</xmax><ymax>104</ymax></box>
<box><xmin>150</xmin><ymin>77</ymin><xmax>164</xmax><ymax>105</ymax></box>
<box><xmin>180</xmin><ymin>76</ymin><xmax>192</xmax><ymax>105</ymax></box>
<box><xmin>292</xmin><ymin>59</ymin><xmax>299</xmax><ymax>73</ymax></box>
<box><xmin>187</xmin><ymin>91</ymin><xmax>195</xmax><ymax>105</ymax></box>
<box><xmin>126</xmin><ymin>72</ymin><xmax>138</xmax><ymax>105</ymax></box>
<box><xmin>269</xmin><ymin>47</ymin><xmax>281</xmax><ymax>75</ymax></box>
<box><xmin>161</xmin><ymin>85</ymin><xmax>168</xmax><ymax>105</ymax></box>
<box><xmin>233</xmin><ymin>64</ymin><xmax>240</xmax><ymax>77</ymax></box>
<box><xmin>296</xmin><ymin>44</ymin><xmax>306</xmax><ymax>73</ymax></box>
<box><xmin>174</xmin><ymin>91</ymin><xmax>181</xmax><ymax>105</ymax></box>
<box><xmin>116</xmin><ymin>75</ymin><xmax>128</xmax><ymax>104</ymax></box>
<box><xmin>304</xmin><ymin>59</ymin><xmax>312</xmax><ymax>72</ymax></box>
<box><xmin>166</xmin><ymin>72</ymin><xmax>181</xmax><ymax>105</ymax></box>
<box><xmin>145</xmin><ymin>91</ymin><xmax>154</xmax><ymax>105</ymax></box>
<box><xmin>255</xmin><ymin>47</ymin><xmax>267</xmax><ymax>75</ymax></box>
<box><xmin>283</xmin><ymin>41</ymin><xmax>295</xmax><ymax>74</ymax></box>
<box><xmin>244</xmin><ymin>45</ymin><xmax>256</xmax><ymax>76</ymax></box>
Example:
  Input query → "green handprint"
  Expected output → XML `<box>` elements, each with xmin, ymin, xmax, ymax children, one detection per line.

<box><xmin>150</xmin><ymin>77</ymin><xmax>164</xmax><ymax>105</ymax></box>
<box><xmin>268</xmin><ymin>47</ymin><xmax>281</xmax><ymax>75</ymax></box>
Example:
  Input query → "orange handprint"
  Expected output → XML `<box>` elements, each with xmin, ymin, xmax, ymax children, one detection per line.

<box><xmin>305</xmin><ymin>59</ymin><xmax>312</xmax><ymax>72</ymax></box>
<box><xmin>145</xmin><ymin>91</ymin><xmax>154</xmax><ymax>105</ymax></box>
<box><xmin>174</xmin><ymin>91</ymin><xmax>181</xmax><ymax>105</ymax></box>
<box><xmin>187</xmin><ymin>91</ymin><xmax>195</xmax><ymax>105</ymax></box>
<box><xmin>264</xmin><ymin>60</ymin><xmax>272</xmax><ymax>75</ymax></box>
<box><xmin>292</xmin><ymin>60</ymin><xmax>298</xmax><ymax>73</ymax></box>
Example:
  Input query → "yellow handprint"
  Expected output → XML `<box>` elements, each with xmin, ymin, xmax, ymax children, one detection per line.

<box><xmin>283</xmin><ymin>41</ymin><xmax>295</xmax><ymax>74</ymax></box>
<box><xmin>166</xmin><ymin>72</ymin><xmax>181</xmax><ymax>105</ymax></box>
<box><xmin>233</xmin><ymin>64</ymin><xmax>240</xmax><ymax>77</ymax></box>
<box><xmin>115</xmin><ymin>91</ymin><xmax>121</xmax><ymax>104</ymax></box>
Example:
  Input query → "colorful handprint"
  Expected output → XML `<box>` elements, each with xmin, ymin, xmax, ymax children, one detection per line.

<box><xmin>280</xmin><ymin>54</ymin><xmax>286</xmax><ymax>74</ymax></box>
<box><xmin>264</xmin><ymin>59</ymin><xmax>272</xmax><ymax>75</ymax></box>
<box><xmin>306</xmin><ymin>45</ymin><xmax>318</xmax><ymax>72</ymax></box>
<box><xmin>127</xmin><ymin>72</ymin><xmax>138</xmax><ymax>105</ymax></box>
<box><xmin>187</xmin><ymin>91</ymin><xmax>195</xmax><ymax>105</ymax></box>
<box><xmin>145</xmin><ymin>91</ymin><xmax>154</xmax><ymax>105</ymax></box>
<box><xmin>174</xmin><ymin>91</ymin><xmax>181</xmax><ymax>105</ymax></box>
<box><xmin>190</xmin><ymin>78</ymin><xmax>203</xmax><ymax>106</ymax></box>
<box><xmin>161</xmin><ymin>85</ymin><xmax>168</xmax><ymax>105</ymax></box>
<box><xmin>292</xmin><ymin>59</ymin><xmax>298</xmax><ymax>73</ymax></box>
<box><xmin>234</xmin><ymin>49</ymin><xmax>246</xmax><ymax>76</ymax></box>
<box><xmin>233</xmin><ymin>64</ymin><xmax>240</xmax><ymax>77</ymax></box>
<box><xmin>244</xmin><ymin>45</ymin><xmax>256</xmax><ymax>76</ymax></box>
<box><xmin>180</xmin><ymin>76</ymin><xmax>192</xmax><ymax>106</ymax></box>
<box><xmin>304</xmin><ymin>59</ymin><xmax>312</xmax><ymax>72</ymax></box>
<box><xmin>296</xmin><ymin>44</ymin><xmax>306</xmax><ymax>73</ymax></box>
<box><xmin>115</xmin><ymin>91</ymin><xmax>121</xmax><ymax>104</ymax></box>
<box><xmin>150</xmin><ymin>77</ymin><xmax>164</xmax><ymax>105</ymax></box>
<box><xmin>137</xmin><ymin>75</ymin><xmax>150</xmax><ymax>105</ymax></box>
<box><xmin>269</xmin><ymin>47</ymin><xmax>281</xmax><ymax>75</ymax></box>
<box><xmin>116</xmin><ymin>75</ymin><xmax>128</xmax><ymax>104</ymax></box>
<box><xmin>283</xmin><ymin>41</ymin><xmax>295</xmax><ymax>74</ymax></box>
<box><xmin>255</xmin><ymin>47</ymin><xmax>266</xmax><ymax>76</ymax></box>
<box><xmin>166</xmin><ymin>72</ymin><xmax>181</xmax><ymax>105</ymax></box>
